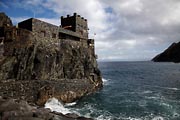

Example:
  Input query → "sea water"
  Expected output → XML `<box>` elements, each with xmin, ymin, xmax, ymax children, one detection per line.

<box><xmin>45</xmin><ymin>61</ymin><xmax>180</xmax><ymax>120</ymax></box>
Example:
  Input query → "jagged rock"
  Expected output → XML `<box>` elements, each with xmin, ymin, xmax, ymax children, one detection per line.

<box><xmin>0</xmin><ymin>96</ymin><xmax>93</xmax><ymax>120</ymax></box>
<box><xmin>0</xmin><ymin>12</ymin><xmax>13</xmax><ymax>27</ymax></box>
<box><xmin>0</xmin><ymin>79</ymin><xmax>100</xmax><ymax>106</ymax></box>
<box><xmin>152</xmin><ymin>42</ymin><xmax>180</xmax><ymax>63</ymax></box>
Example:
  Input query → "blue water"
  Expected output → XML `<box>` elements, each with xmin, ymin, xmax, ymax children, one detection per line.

<box><xmin>49</xmin><ymin>61</ymin><xmax>180</xmax><ymax>120</ymax></box>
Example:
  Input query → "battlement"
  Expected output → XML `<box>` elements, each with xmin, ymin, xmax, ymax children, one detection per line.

<box><xmin>61</xmin><ymin>13</ymin><xmax>87</xmax><ymax>22</ymax></box>
<box><xmin>61</xmin><ymin>13</ymin><xmax>88</xmax><ymax>39</ymax></box>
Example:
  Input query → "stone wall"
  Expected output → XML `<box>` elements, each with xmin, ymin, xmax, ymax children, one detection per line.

<box><xmin>32</xmin><ymin>19</ymin><xmax>59</xmax><ymax>40</ymax></box>
<box><xmin>75</xmin><ymin>14</ymin><xmax>88</xmax><ymax>39</ymax></box>
<box><xmin>0</xmin><ymin>42</ymin><xmax>4</xmax><ymax>57</ymax></box>
<box><xmin>3</xmin><ymin>27</ymin><xmax>33</xmax><ymax>56</ymax></box>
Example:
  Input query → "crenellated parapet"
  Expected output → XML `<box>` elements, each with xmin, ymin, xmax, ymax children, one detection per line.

<box><xmin>61</xmin><ymin>13</ymin><xmax>88</xmax><ymax>39</ymax></box>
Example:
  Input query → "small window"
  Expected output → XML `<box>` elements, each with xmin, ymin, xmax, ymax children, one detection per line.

<box><xmin>52</xmin><ymin>33</ymin><xmax>56</xmax><ymax>38</ymax></box>
<box><xmin>6</xmin><ymin>31</ymin><xmax>12</xmax><ymax>39</ymax></box>
<box><xmin>41</xmin><ymin>31</ymin><xmax>46</xmax><ymax>37</ymax></box>
<box><xmin>0</xmin><ymin>38</ymin><xmax>3</xmax><ymax>43</ymax></box>
<box><xmin>16</xmin><ymin>30</ymin><xmax>21</xmax><ymax>36</ymax></box>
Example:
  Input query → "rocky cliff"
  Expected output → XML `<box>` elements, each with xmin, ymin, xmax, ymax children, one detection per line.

<box><xmin>152</xmin><ymin>42</ymin><xmax>180</xmax><ymax>63</ymax></box>
<box><xmin>0</xmin><ymin>12</ymin><xmax>102</xmax><ymax>107</ymax></box>
<box><xmin>0</xmin><ymin>12</ymin><xmax>12</xmax><ymax>27</ymax></box>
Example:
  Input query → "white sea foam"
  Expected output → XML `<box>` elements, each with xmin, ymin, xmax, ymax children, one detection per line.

<box><xmin>152</xmin><ymin>116</ymin><xmax>164</xmax><ymax>120</ymax></box>
<box><xmin>138</xmin><ymin>100</ymin><xmax>147</xmax><ymax>107</ymax></box>
<box><xmin>118</xmin><ymin>116</ymin><xmax>142</xmax><ymax>120</ymax></box>
<box><xmin>167</xmin><ymin>87</ymin><xmax>179</xmax><ymax>91</ymax></box>
<box><xmin>69</xmin><ymin>104</ymin><xmax>95</xmax><ymax>119</ymax></box>
<box><xmin>44</xmin><ymin>97</ymin><xmax>71</xmax><ymax>114</ymax></box>
<box><xmin>145</xmin><ymin>96</ymin><xmax>159</xmax><ymax>100</ymax></box>
<box><xmin>96</xmin><ymin>115</ymin><xmax>113</xmax><ymax>120</ymax></box>
<box><xmin>143</xmin><ymin>90</ymin><xmax>153</xmax><ymax>94</ymax></box>
<box><xmin>102</xmin><ymin>78</ymin><xmax>110</xmax><ymax>85</ymax></box>
<box><xmin>102</xmin><ymin>78</ymin><xmax>107</xmax><ymax>83</ymax></box>
<box><xmin>154</xmin><ymin>85</ymin><xmax>179</xmax><ymax>91</ymax></box>
<box><xmin>65</xmin><ymin>102</ymin><xmax>77</xmax><ymax>107</ymax></box>
<box><xmin>173</xmin><ymin>112</ymin><xmax>179</xmax><ymax>118</ymax></box>
<box><xmin>161</xmin><ymin>102</ymin><xmax>172</xmax><ymax>108</ymax></box>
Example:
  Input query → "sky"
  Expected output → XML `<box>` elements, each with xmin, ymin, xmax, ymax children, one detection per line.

<box><xmin>1</xmin><ymin>0</ymin><xmax>180</xmax><ymax>61</ymax></box>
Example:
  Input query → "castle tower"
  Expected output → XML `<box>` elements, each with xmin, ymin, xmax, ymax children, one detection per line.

<box><xmin>61</xmin><ymin>13</ymin><xmax>88</xmax><ymax>39</ymax></box>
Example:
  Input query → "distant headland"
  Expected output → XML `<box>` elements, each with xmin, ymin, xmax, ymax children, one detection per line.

<box><xmin>152</xmin><ymin>42</ymin><xmax>180</xmax><ymax>63</ymax></box>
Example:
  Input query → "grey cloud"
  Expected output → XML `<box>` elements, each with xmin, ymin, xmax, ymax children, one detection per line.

<box><xmin>94</xmin><ymin>0</ymin><xmax>180</xmax><ymax>60</ymax></box>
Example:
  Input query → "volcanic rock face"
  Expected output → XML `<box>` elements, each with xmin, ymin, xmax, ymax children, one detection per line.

<box><xmin>152</xmin><ymin>42</ymin><xmax>180</xmax><ymax>63</ymax></box>
<box><xmin>0</xmin><ymin>12</ymin><xmax>12</xmax><ymax>27</ymax></box>
<box><xmin>0</xmin><ymin>96</ymin><xmax>93</xmax><ymax>120</ymax></box>
<box><xmin>0</xmin><ymin>13</ymin><xmax>102</xmax><ymax>105</ymax></box>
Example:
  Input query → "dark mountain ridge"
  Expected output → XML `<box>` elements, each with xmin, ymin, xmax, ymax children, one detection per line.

<box><xmin>152</xmin><ymin>42</ymin><xmax>180</xmax><ymax>63</ymax></box>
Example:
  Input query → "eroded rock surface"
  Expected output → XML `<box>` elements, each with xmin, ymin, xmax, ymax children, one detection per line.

<box><xmin>0</xmin><ymin>12</ymin><xmax>12</xmax><ymax>27</ymax></box>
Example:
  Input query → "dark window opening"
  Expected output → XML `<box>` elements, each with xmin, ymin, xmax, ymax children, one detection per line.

<box><xmin>52</xmin><ymin>33</ymin><xmax>56</xmax><ymax>38</ymax></box>
<box><xmin>0</xmin><ymin>38</ymin><xmax>3</xmax><ymax>43</ymax></box>
<box><xmin>17</xmin><ymin>30</ymin><xmax>21</xmax><ymax>36</ymax></box>
<box><xmin>59</xmin><ymin>33</ymin><xmax>66</xmax><ymax>39</ymax></box>
<box><xmin>41</xmin><ymin>31</ymin><xmax>46</xmax><ymax>37</ymax></box>
<box><xmin>5</xmin><ymin>31</ymin><xmax>12</xmax><ymax>41</ymax></box>
<box><xmin>59</xmin><ymin>33</ymin><xmax>80</xmax><ymax>41</ymax></box>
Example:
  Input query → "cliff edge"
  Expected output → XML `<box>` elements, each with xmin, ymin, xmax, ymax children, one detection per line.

<box><xmin>0</xmin><ymin>12</ymin><xmax>102</xmax><ymax>106</ymax></box>
<box><xmin>152</xmin><ymin>42</ymin><xmax>180</xmax><ymax>63</ymax></box>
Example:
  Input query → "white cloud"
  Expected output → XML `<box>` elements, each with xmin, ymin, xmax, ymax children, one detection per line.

<box><xmin>37</xmin><ymin>18</ymin><xmax>59</xmax><ymax>26</ymax></box>
<box><xmin>11</xmin><ymin>17</ymin><xmax>30</xmax><ymax>25</ymax></box>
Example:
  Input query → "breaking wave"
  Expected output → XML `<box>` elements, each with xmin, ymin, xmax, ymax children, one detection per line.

<box><xmin>44</xmin><ymin>97</ymin><xmax>177</xmax><ymax>120</ymax></box>
<box><xmin>102</xmin><ymin>78</ymin><xmax>110</xmax><ymax>85</ymax></box>
<box><xmin>44</xmin><ymin>97</ymin><xmax>71</xmax><ymax>114</ymax></box>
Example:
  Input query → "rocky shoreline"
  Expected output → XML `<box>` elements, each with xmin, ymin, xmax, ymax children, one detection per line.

<box><xmin>0</xmin><ymin>96</ymin><xmax>93</xmax><ymax>120</ymax></box>
<box><xmin>0</xmin><ymin>79</ymin><xmax>102</xmax><ymax>106</ymax></box>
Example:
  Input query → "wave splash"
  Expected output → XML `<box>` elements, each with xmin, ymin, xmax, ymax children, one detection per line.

<box><xmin>44</xmin><ymin>98</ymin><xmax>169</xmax><ymax>120</ymax></box>
<box><xmin>102</xmin><ymin>78</ymin><xmax>110</xmax><ymax>85</ymax></box>
<box><xmin>44</xmin><ymin>97</ymin><xmax>72</xmax><ymax>114</ymax></box>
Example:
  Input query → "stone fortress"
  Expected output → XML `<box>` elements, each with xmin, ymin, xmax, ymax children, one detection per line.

<box><xmin>0</xmin><ymin>13</ymin><xmax>95</xmax><ymax>57</ymax></box>
<box><xmin>0</xmin><ymin>12</ymin><xmax>98</xmax><ymax>81</ymax></box>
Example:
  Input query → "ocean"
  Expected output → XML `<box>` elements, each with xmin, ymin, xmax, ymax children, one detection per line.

<box><xmin>45</xmin><ymin>61</ymin><xmax>180</xmax><ymax>120</ymax></box>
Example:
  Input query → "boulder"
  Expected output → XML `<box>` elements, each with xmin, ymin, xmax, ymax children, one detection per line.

<box><xmin>0</xmin><ymin>96</ymin><xmax>93</xmax><ymax>120</ymax></box>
